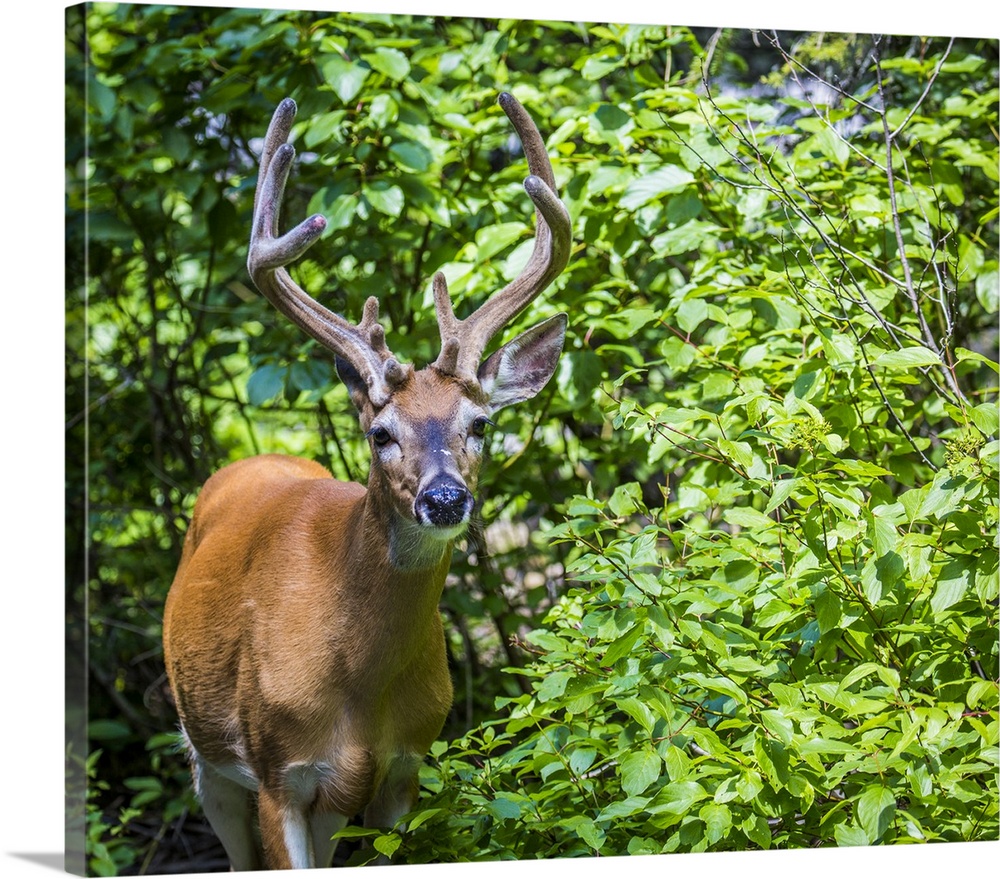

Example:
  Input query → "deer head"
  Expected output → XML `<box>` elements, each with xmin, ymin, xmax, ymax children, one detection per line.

<box><xmin>246</xmin><ymin>94</ymin><xmax>573</xmax><ymax>543</ymax></box>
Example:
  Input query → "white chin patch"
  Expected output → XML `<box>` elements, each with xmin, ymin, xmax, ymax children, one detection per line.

<box><xmin>417</xmin><ymin>519</ymin><xmax>468</xmax><ymax>540</ymax></box>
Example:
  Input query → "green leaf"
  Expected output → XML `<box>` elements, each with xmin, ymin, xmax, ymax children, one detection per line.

<box><xmin>648</xmin><ymin>780</ymin><xmax>707</xmax><ymax>815</ymax></box>
<box><xmin>620</xmin><ymin>748</ymin><xmax>662</xmax><ymax>796</ymax></box>
<box><xmin>569</xmin><ymin>747</ymin><xmax>598</xmax><ymax>776</ymax></box>
<box><xmin>970</xmin><ymin>402</ymin><xmax>999</xmax><ymax>436</ymax></box>
<box><xmin>957</xmin><ymin>347</ymin><xmax>1000</xmax><ymax>373</ymax></box>
<box><xmin>603</xmin><ymin>624</ymin><xmax>643</xmax><ymax>666</ymax></box>
<box><xmin>485</xmin><ymin>795</ymin><xmax>522</xmax><ymax>820</ymax></box>
<box><xmin>87</xmin><ymin>719</ymin><xmax>132</xmax><ymax>742</ymax></box>
<box><xmin>723</xmin><ymin>507</ymin><xmax>775</xmax><ymax>532</ymax></box>
<box><xmin>834</xmin><ymin>824</ymin><xmax>870</xmax><ymax>846</ymax></box>
<box><xmin>598</xmin><ymin>306</ymin><xmax>659</xmax><ymax>338</ymax></box>
<box><xmin>616</xmin><ymin>696</ymin><xmax>656</xmax><ymax>733</ymax></box>
<box><xmin>798</xmin><ymin>738</ymin><xmax>861</xmax><ymax>756</ymax></box>
<box><xmin>675</xmin><ymin>298</ymin><xmax>708</xmax><ymax>333</ymax></box>
<box><xmin>592</xmin><ymin>103</ymin><xmax>631</xmax><ymax>132</ymax></box>
<box><xmin>389</xmin><ymin>140</ymin><xmax>433</xmax><ymax>173</ymax></box>
<box><xmin>368</xmin><ymin>93</ymin><xmax>398</xmax><ymax>128</ymax></box>
<box><xmin>760</xmin><ymin>709</ymin><xmax>794</xmax><ymax>746</ymax></box>
<box><xmin>915</xmin><ymin>470</ymin><xmax>970</xmax><ymax>520</ymax></box>
<box><xmin>764</xmin><ymin>478</ymin><xmax>798</xmax><ymax>514</ymax></box>
<box><xmin>536</xmin><ymin>670</ymin><xmax>572</xmax><ymax>702</ymax></box>
<box><xmin>475</xmin><ymin>222</ymin><xmax>524</xmax><ymax>261</ymax></box>
<box><xmin>699</xmin><ymin>802</ymin><xmax>732</xmax><ymax>845</ymax></box>
<box><xmin>320</xmin><ymin>56</ymin><xmax>369</xmax><ymax>104</ymax></box>
<box><xmin>976</xmin><ymin>555</ymin><xmax>999</xmax><ymax>602</ymax></box>
<box><xmin>88</xmin><ymin>77</ymin><xmax>117</xmax><ymax>121</ymax></box>
<box><xmin>735</xmin><ymin>772</ymin><xmax>764</xmax><ymax>801</ymax></box>
<box><xmin>681</xmin><ymin>672</ymin><xmax>748</xmax><ymax>705</ymax></box>
<box><xmin>596</xmin><ymin>795</ymin><xmax>652</xmax><ymax>822</ymax></box>
<box><xmin>873</xmin><ymin>346</ymin><xmax>941</xmax><ymax>369</ymax></box>
<box><xmin>966</xmin><ymin>679</ymin><xmax>997</xmax><ymax>710</ymax></box>
<box><xmin>838</xmin><ymin>662</ymin><xmax>882</xmax><ymax>691</ymax></box>
<box><xmin>815</xmin><ymin>588</ymin><xmax>842</xmax><ymax>634</ymax></box>
<box><xmin>976</xmin><ymin>267</ymin><xmax>999</xmax><ymax>313</ymax></box>
<box><xmin>621</xmin><ymin>166</ymin><xmax>696</xmax><ymax>211</ymax></box>
<box><xmin>290</xmin><ymin>360</ymin><xmax>333</xmax><ymax>393</ymax></box>
<box><xmin>373</xmin><ymin>833</ymin><xmax>402</xmax><ymax>857</ymax></box>
<box><xmin>247</xmin><ymin>364</ymin><xmax>285</xmax><ymax>405</ymax></box>
<box><xmin>123</xmin><ymin>775</ymin><xmax>163</xmax><ymax>793</ymax></box>
<box><xmin>440</xmin><ymin>113</ymin><xmax>476</xmax><ymax>135</ymax></box>
<box><xmin>318</xmin><ymin>193</ymin><xmax>360</xmax><ymax>231</ymax></box>
<box><xmin>575</xmin><ymin>818</ymin><xmax>606</xmax><ymax>850</ymax></box>
<box><xmin>363</xmin><ymin>182</ymin><xmax>404</xmax><ymax>217</ymax></box>
<box><xmin>813</xmin><ymin>127</ymin><xmax>850</xmax><ymax>167</ymax></box>
<box><xmin>930</xmin><ymin>558</ymin><xmax>973</xmax><ymax>614</ymax></box>
<box><xmin>650</xmin><ymin>221</ymin><xmax>722</xmax><ymax>257</ymax></box>
<box><xmin>406</xmin><ymin>808</ymin><xmax>442</xmax><ymax>831</ymax></box>
<box><xmin>362</xmin><ymin>46</ymin><xmax>410</xmax><ymax>80</ymax></box>
<box><xmin>333</xmin><ymin>825</ymin><xmax>380</xmax><ymax>840</ymax></box>
<box><xmin>856</xmin><ymin>786</ymin><xmax>896</xmax><ymax>842</ymax></box>
<box><xmin>581</xmin><ymin>54</ymin><xmax>623</xmax><ymax>80</ymax></box>
<box><xmin>608</xmin><ymin>482</ymin><xmax>642</xmax><ymax>518</ymax></box>
<box><xmin>741</xmin><ymin>814</ymin><xmax>771</xmax><ymax>848</ymax></box>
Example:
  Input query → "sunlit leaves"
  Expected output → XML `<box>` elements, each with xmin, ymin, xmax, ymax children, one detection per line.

<box><xmin>620</xmin><ymin>166</ymin><xmax>696</xmax><ymax>210</ymax></box>
<box><xmin>619</xmin><ymin>748</ymin><xmax>662</xmax><ymax>796</ymax></box>
<box><xmin>362</xmin><ymin>46</ymin><xmax>411</xmax><ymax>81</ymax></box>
<box><xmin>383</xmin><ymin>28</ymin><xmax>998</xmax><ymax>864</ymax></box>
<box><xmin>320</xmin><ymin>55</ymin><xmax>369</xmax><ymax>104</ymax></box>
<box><xmin>388</xmin><ymin>140</ymin><xmax>433</xmax><ymax>173</ymax></box>
<box><xmin>873</xmin><ymin>346</ymin><xmax>942</xmax><ymax>370</ymax></box>
<box><xmin>362</xmin><ymin>181</ymin><xmax>404</xmax><ymax>217</ymax></box>
<box><xmin>856</xmin><ymin>786</ymin><xmax>897</xmax><ymax>842</ymax></box>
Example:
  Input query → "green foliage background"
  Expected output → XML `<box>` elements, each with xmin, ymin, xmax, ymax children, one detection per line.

<box><xmin>66</xmin><ymin>3</ymin><xmax>998</xmax><ymax>874</ymax></box>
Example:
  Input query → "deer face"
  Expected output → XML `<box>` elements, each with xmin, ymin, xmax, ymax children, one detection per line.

<box><xmin>337</xmin><ymin>314</ymin><xmax>566</xmax><ymax>536</ymax></box>
<box><xmin>366</xmin><ymin>373</ymin><xmax>485</xmax><ymax>533</ymax></box>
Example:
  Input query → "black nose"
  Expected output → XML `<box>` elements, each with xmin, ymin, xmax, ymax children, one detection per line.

<box><xmin>415</xmin><ymin>478</ymin><xmax>473</xmax><ymax>527</ymax></box>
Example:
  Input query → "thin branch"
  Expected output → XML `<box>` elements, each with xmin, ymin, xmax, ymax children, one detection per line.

<box><xmin>872</xmin><ymin>40</ymin><xmax>967</xmax><ymax>405</ymax></box>
<box><xmin>889</xmin><ymin>36</ymin><xmax>955</xmax><ymax>139</ymax></box>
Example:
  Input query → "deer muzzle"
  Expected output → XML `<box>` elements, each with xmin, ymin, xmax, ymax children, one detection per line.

<box><xmin>414</xmin><ymin>476</ymin><xmax>474</xmax><ymax>528</ymax></box>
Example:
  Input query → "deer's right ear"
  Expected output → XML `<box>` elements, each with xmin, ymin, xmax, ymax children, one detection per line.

<box><xmin>477</xmin><ymin>313</ymin><xmax>567</xmax><ymax>413</ymax></box>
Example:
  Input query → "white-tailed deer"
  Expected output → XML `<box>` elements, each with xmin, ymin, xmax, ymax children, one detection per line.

<box><xmin>162</xmin><ymin>93</ymin><xmax>571</xmax><ymax>870</ymax></box>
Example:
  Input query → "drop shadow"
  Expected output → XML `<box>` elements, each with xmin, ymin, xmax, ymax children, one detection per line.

<box><xmin>7</xmin><ymin>853</ymin><xmax>66</xmax><ymax>873</ymax></box>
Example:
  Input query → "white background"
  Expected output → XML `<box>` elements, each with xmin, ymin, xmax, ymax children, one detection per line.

<box><xmin>2</xmin><ymin>1</ymin><xmax>996</xmax><ymax>877</ymax></box>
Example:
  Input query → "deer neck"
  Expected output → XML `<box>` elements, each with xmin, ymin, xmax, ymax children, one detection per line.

<box><xmin>316</xmin><ymin>472</ymin><xmax>452</xmax><ymax>682</ymax></box>
<box><xmin>351</xmin><ymin>467</ymin><xmax>456</xmax><ymax>582</ymax></box>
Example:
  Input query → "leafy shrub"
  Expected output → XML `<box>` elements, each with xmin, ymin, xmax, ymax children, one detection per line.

<box><xmin>361</xmin><ymin>30</ymin><xmax>999</xmax><ymax>862</ymax></box>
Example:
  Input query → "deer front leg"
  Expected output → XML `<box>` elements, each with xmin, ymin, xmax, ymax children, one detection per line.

<box><xmin>361</xmin><ymin>754</ymin><xmax>422</xmax><ymax>863</ymax></box>
<box><xmin>191</xmin><ymin>755</ymin><xmax>262</xmax><ymax>872</ymax></box>
<box><xmin>309</xmin><ymin>809</ymin><xmax>348</xmax><ymax>868</ymax></box>
<box><xmin>258</xmin><ymin>785</ymin><xmax>313</xmax><ymax>869</ymax></box>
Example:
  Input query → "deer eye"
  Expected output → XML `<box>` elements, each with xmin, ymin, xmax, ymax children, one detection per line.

<box><xmin>367</xmin><ymin>425</ymin><xmax>392</xmax><ymax>446</ymax></box>
<box><xmin>471</xmin><ymin>416</ymin><xmax>493</xmax><ymax>439</ymax></box>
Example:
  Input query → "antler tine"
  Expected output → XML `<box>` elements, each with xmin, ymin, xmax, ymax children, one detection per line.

<box><xmin>432</xmin><ymin>93</ymin><xmax>572</xmax><ymax>382</ymax></box>
<box><xmin>247</xmin><ymin>98</ymin><xmax>408</xmax><ymax>408</ymax></box>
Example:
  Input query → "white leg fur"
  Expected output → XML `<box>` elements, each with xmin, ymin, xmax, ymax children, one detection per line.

<box><xmin>281</xmin><ymin>806</ymin><xmax>313</xmax><ymax>869</ymax></box>
<box><xmin>310</xmin><ymin>810</ymin><xmax>348</xmax><ymax>868</ymax></box>
<box><xmin>191</xmin><ymin>754</ymin><xmax>259</xmax><ymax>871</ymax></box>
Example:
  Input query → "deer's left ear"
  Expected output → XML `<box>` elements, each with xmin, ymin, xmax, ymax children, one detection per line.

<box><xmin>335</xmin><ymin>356</ymin><xmax>373</xmax><ymax>415</ymax></box>
<box><xmin>478</xmin><ymin>313</ymin><xmax>567</xmax><ymax>412</ymax></box>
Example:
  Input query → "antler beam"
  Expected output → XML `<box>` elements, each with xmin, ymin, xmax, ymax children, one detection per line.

<box><xmin>431</xmin><ymin>92</ymin><xmax>573</xmax><ymax>382</ymax></box>
<box><xmin>248</xmin><ymin>98</ymin><xmax>408</xmax><ymax>408</ymax></box>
